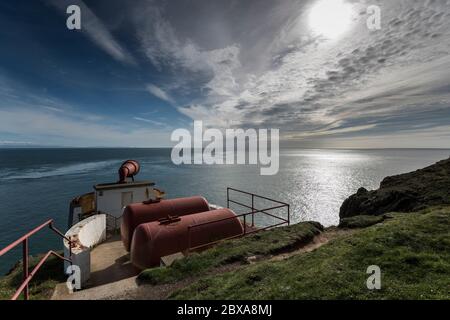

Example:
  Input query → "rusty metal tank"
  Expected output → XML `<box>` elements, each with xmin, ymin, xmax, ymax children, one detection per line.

<box><xmin>130</xmin><ymin>208</ymin><xmax>244</xmax><ymax>269</ymax></box>
<box><xmin>118</xmin><ymin>160</ymin><xmax>140</xmax><ymax>183</ymax></box>
<box><xmin>121</xmin><ymin>196</ymin><xmax>210</xmax><ymax>251</ymax></box>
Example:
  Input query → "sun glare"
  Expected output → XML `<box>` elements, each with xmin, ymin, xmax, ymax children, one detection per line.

<box><xmin>308</xmin><ymin>0</ymin><xmax>354</xmax><ymax>39</ymax></box>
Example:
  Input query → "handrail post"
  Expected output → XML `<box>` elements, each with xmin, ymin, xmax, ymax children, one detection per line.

<box><xmin>0</xmin><ymin>219</ymin><xmax>75</xmax><ymax>300</ymax></box>
<box><xmin>187</xmin><ymin>188</ymin><xmax>292</xmax><ymax>252</ymax></box>
<box><xmin>287</xmin><ymin>205</ymin><xmax>291</xmax><ymax>226</ymax></box>
<box><xmin>22</xmin><ymin>238</ymin><xmax>29</xmax><ymax>300</ymax></box>
<box><xmin>251</xmin><ymin>194</ymin><xmax>255</xmax><ymax>227</ymax></box>
<box><xmin>69</xmin><ymin>238</ymin><xmax>72</xmax><ymax>263</ymax></box>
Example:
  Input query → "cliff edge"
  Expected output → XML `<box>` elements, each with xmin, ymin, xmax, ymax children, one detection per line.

<box><xmin>340</xmin><ymin>157</ymin><xmax>450</xmax><ymax>219</ymax></box>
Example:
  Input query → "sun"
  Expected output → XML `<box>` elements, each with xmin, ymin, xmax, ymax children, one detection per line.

<box><xmin>308</xmin><ymin>0</ymin><xmax>354</xmax><ymax>39</ymax></box>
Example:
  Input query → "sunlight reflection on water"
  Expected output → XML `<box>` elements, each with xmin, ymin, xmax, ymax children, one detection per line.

<box><xmin>279</xmin><ymin>150</ymin><xmax>378</xmax><ymax>226</ymax></box>
<box><xmin>0</xmin><ymin>148</ymin><xmax>449</xmax><ymax>273</ymax></box>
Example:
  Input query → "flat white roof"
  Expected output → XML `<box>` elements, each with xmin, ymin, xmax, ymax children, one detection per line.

<box><xmin>94</xmin><ymin>180</ymin><xmax>155</xmax><ymax>191</ymax></box>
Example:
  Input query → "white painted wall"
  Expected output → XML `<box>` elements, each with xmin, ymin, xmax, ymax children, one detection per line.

<box><xmin>64</xmin><ymin>214</ymin><xmax>106</xmax><ymax>287</ymax></box>
<box><xmin>96</xmin><ymin>186</ymin><xmax>151</xmax><ymax>218</ymax></box>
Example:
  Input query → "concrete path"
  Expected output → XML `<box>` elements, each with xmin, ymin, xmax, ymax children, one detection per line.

<box><xmin>52</xmin><ymin>235</ymin><xmax>140</xmax><ymax>300</ymax></box>
<box><xmin>87</xmin><ymin>235</ymin><xmax>139</xmax><ymax>288</ymax></box>
<box><xmin>52</xmin><ymin>228</ymin><xmax>353</xmax><ymax>300</ymax></box>
<box><xmin>52</xmin><ymin>276</ymin><xmax>140</xmax><ymax>300</ymax></box>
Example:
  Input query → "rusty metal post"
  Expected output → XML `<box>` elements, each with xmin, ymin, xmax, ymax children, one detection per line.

<box><xmin>69</xmin><ymin>238</ymin><xmax>72</xmax><ymax>263</ymax></box>
<box><xmin>22</xmin><ymin>238</ymin><xmax>29</xmax><ymax>300</ymax></box>
<box><xmin>243</xmin><ymin>215</ymin><xmax>247</xmax><ymax>235</ymax></box>
<box><xmin>0</xmin><ymin>219</ymin><xmax>75</xmax><ymax>300</ymax></box>
<box><xmin>287</xmin><ymin>204</ymin><xmax>290</xmax><ymax>226</ymax></box>
<box><xmin>227</xmin><ymin>188</ymin><xmax>230</xmax><ymax>208</ymax></box>
<box><xmin>251</xmin><ymin>194</ymin><xmax>255</xmax><ymax>227</ymax></box>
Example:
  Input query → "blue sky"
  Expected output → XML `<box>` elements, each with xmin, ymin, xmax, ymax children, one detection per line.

<box><xmin>1</xmin><ymin>0</ymin><xmax>450</xmax><ymax>148</ymax></box>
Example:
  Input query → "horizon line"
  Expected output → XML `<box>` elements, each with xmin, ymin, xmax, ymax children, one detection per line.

<box><xmin>1</xmin><ymin>146</ymin><xmax>450</xmax><ymax>151</ymax></box>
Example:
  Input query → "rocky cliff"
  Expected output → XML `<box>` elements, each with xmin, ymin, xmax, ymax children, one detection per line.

<box><xmin>339</xmin><ymin>157</ymin><xmax>450</xmax><ymax>219</ymax></box>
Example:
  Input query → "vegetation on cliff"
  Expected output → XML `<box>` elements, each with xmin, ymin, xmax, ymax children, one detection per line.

<box><xmin>340</xmin><ymin>157</ymin><xmax>450</xmax><ymax>219</ymax></box>
<box><xmin>138</xmin><ymin>221</ymin><xmax>323</xmax><ymax>285</ymax></box>
<box><xmin>171</xmin><ymin>206</ymin><xmax>450</xmax><ymax>299</ymax></box>
<box><xmin>139</xmin><ymin>159</ymin><xmax>450</xmax><ymax>299</ymax></box>
<box><xmin>0</xmin><ymin>253</ymin><xmax>65</xmax><ymax>300</ymax></box>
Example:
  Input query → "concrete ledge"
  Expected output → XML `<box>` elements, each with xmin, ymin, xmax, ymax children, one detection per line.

<box><xmin>64</xmin><ymin>214</ymin><xmax>107</xmax><ymax>287</ymax></box>
<box><xmin>160</xmin><ymin>252</ymin><xmax>185</xmax><ymax>267</ymax></box>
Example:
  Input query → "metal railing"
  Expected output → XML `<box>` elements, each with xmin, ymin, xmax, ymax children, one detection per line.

<box><xmin>0</xmin><ymin>219</ymin><xmax>73</xmax><ymax>300</ymax></box>
<box><xmin>98</xmin><ymin>211</ymin><xmax>122</xmax><ymax>235</ymax></box>
<box><xmin>227</xmin><ymin>187</ymin><xmax>290</xmax><ymax>229</ymax></box>
<box><xmin>187</xmin><ymin>187</ymin><xmax>290</xmax><ymax>251</ymax></box>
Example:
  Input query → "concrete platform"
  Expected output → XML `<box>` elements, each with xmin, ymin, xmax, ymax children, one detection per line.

<box><xmin>86</xmin><ymin>234</ymin><xmax>139</xmax><ymax>288</ymax></box>
<box><xmin>52</xmin><ymin>221</ymin><xmax>257</xmax><ymax>299</ymax></box>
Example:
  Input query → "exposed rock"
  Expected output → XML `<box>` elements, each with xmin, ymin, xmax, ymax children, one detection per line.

<box><xmin>339</xmin><ymin>215</ymin><xmax>388</xmax><ymax>229</ymax></box>
<box><xmin>339</xmin><ymin>157</ymin><xmax>450</xmax><ymax>219</ymax></box>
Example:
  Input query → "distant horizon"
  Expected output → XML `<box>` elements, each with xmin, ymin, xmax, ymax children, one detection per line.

<box><xmin>1</xmin><ymin>146</ymin><xmax>450</xmax><ymax>151</ymax></box>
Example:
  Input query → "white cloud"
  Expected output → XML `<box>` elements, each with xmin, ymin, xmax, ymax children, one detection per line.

<box><xmin>131</xmin><ymin>0</ymin><xmax>450</xmax><ymax>147</ymax></box>
<box><xmin>135</xmin><ymin>4</ymin><xmax>242</xmax><ymax>102</ymax></box>
<box><xmin>0</xmin><ymin>140</ymin><xmax>34</xmax><ymax>146</ymax></box>
<box><xmin>5</xmin><ymin>0</ymin><xmax>449</xmax><ymax>148</ymax></box>
<box><xmin>133</xmin><ymin>116</ymin><xmax>165</xmax><ymax>126</ymax></box>
<box><xmin>0</xmin><ymin>107</ymin><xmax>172</xmax><ymax>147</ymax></box>
<box><xmin>308</xmin><ymin>125</ymin><xmax>450</xmax><ymax>149</ymax></box>
<box><xmin>146</xmin><ymin>84</ymin><xmax>175</xmax><ymax>105</ymax></box>
<box><xmin>288</xmin><ymin>124</ymin><xmax>378</xmax><ymax>139</ymax></box>
<box><xmin>49</xmin><ymin>0</ymin><xmax>135</xmax><ymax>65</ymax></box>
<box><xmin>0</xmin><ymin>74</ymin><xmax>173</xmax><ymax>147</ymax></box>
<box><xmin>42</xmin><ymin>106</ymin><xmax>64</xmax><ymax>113</ymax></box>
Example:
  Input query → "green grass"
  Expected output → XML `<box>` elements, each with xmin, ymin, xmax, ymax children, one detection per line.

<box><xmin>0</xmin><ymin>253</ymin><xmax>66</xmax><ymax>300</ymax></box>
<box><xmin>138</xmin><ymin>221</ymin><xmax>324</xmax><ymax>285</ymax></box>
<box><xmin>170</xmin><ymin>206</ymin><xmax>450</xmax><ymax>300</ymax></box>
<box><xmin>339</xmin><ymin>215</ymin><xmax>387</xmax><ymax>229</ymax></box>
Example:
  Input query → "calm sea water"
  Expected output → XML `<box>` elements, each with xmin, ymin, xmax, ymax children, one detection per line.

<box><xmin>0</xmin><ymin>148</ymin><xmax>449</xmax><ymax>274</ymax></box>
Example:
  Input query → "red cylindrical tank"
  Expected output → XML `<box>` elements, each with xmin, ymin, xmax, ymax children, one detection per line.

<box><xmin>118</xmin><ymin>160</ymin><xmax>140</xmax><ymax>183</ymax></box>
<box><xmin>130</xmin><ymin>208</ymin><xmax>244</xmax><ymax>269</ymax></box>
<box><xmin>121</xmin><ymin>196</ymin><xmax>210</xmax><ymax>251</ymax></box>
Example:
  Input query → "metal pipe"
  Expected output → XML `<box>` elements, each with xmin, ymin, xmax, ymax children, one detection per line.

<box><xmin>227</xmin><ymin>200</ymin><xmax>288</xmax><ymax>222</ymax></box>
<box><xmin>287</xmin><ymin>204</ymin><xmax>290</xmax><ymax>226</ymax></box>
<box><xmin>0</xmin><ymin>220</ymin><xmax>74</xmax><ymax>300</ymax></box>
<box><xmin>49</xmin><ymin>223</ymin><xmax>72</xmax><ymax>243</ymax></box>
<box><xmin>22</xmin><ymin>239</ymin><xmax>29</xmax><ymax>300</ymax></box>
<box><xmin>251</xmin><ymin>194</ymin><xmax>255</xmax><ymax>227</ymax></box>
<box><xmin>11</xmin><ymin>250</ymin><xmax>71</xmax><ymax>300</ymax></box>
<box><xmin>227</xmin><ymin>187</ymin><xmax>290</xmax><ymax>206</ymax></box>
<box><xmin>0</xmin><ymin>220</ymin><xmax>53</xmax><ymax>256</ymax></box>
<box><xmin>228</xmin><ymin>199</ymin><xmax>287</xmax><ymax>212</ymax></box>
<box><xmin>189</xmin><ymin>206</ymin><xmax>286</xmax><ymax>229</ymax></box>
<box><xmin>186</xmin><ymin>187</ymin><xmax>291</xmax><ymax>255</ymax></box>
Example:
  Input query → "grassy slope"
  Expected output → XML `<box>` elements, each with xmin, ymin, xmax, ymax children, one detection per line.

<box><xmin>171</xmin><ymin>206</ymin><xmax>450</xmax><ymax>300</ymax></box>
<box><xmin>0</xmin><ymin>254</ymin><xmax>65</xmax><ymax>300</ymax></box>
<box><xmin>2</xmin><ymin>208</ymin><xmax>448</xmax><ymax>300</ymax></box>
<box><xmin>138</xmin><ymin>221</ymin><xmax>323</xmax><ymax>285</ymax></box>
<box><xmin>339</xmin><ymin>215</ymin><xmax>387</xmax><ymax>229</ymax></box>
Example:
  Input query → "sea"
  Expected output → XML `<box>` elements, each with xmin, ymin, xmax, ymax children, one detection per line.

<box><xmin>0</xmin><ymin>148</ymin><xmax>449</xmax><ymax>274</ymax></box>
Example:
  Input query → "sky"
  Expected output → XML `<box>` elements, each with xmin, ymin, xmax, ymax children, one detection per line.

<box><xmin>0</xmin><ymin>0</ymin><xmax>449</xmax><ymax>148</ymax></box>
